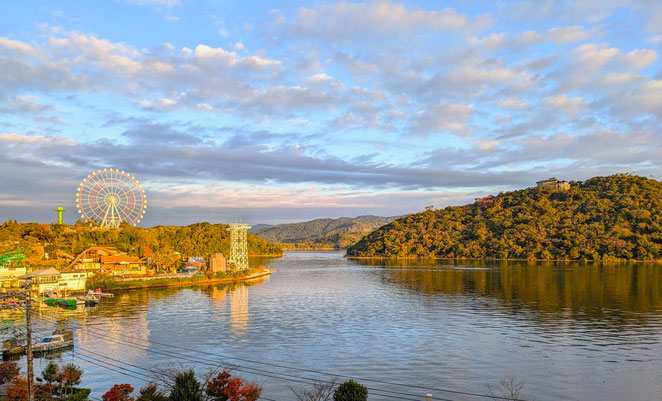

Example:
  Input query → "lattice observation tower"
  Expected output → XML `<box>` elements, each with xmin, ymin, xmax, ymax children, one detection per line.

<box><xmin>227</xmin><ymin>223</ymin><xmax>251</xmax><ymax>271</ymax></box>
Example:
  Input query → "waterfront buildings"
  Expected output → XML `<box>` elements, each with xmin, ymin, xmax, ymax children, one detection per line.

<box><xmin>19</xmin><ymin>267</ymin><xmax>90</xmax><ymax>294</ymax></box>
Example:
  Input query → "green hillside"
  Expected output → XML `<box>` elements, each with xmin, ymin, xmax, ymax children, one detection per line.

<box><xmin>347</xmin><ymin>175</ymin><xmax>662</xmax><ymax>261</ymax></box>
<box><xmin>254</xmin><ymin>215</ymin><xmax>399</xmax><ymax>249</ymax></box>
<box><xmin>0</xmin><ymin>221</ymin><xmax>283</xmax><ymax>265</ymax></box>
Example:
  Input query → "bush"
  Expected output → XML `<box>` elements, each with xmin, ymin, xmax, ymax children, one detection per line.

<box><xmin>0</xmin><ymin>361</ymin><xmax>20</xmax><ymax>384</ymax></box>
<box><xmin>333</xmin><ymin>380</ymin><xmax>367</xmax><ymax>401</ymax></box>
<box><xmin>170</xmin><ymin>370</ymin><xmax>203</xmax><ymax>401</ymax></box>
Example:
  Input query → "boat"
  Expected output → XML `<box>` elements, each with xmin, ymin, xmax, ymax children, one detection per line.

<box><xmin>44</xmin><ymin>298</ymin><xmax>59</xmax><ymax>306</ymax></box>
<box><xmin>2</xmin><ymin>335</ymin><xmax>26</xmax><ymax>358</ymax></box>
<box><xmin>88</xmin><ymin>289</ymin><xmax>113</xmax><ymax>298</ymax></box>
<box><xmin>58</xmin><ymin>298</ymin><xmax>79</xmax><ymax>308</ymax></box>
<box><xmin>32</xmin><ymin>332</ymin><xmax>73</xmax><ymax>353</ymax></box>
<box><xmin>77</xmin><ymin>293</ymin><xmax>100</xmax><ymax>306</ymax></box>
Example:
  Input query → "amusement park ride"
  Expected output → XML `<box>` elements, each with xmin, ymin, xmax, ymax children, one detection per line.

<box><xmin>76</xmin><ymin>169</ymin><xmax>147</xmax><ymax>228</ymax></box>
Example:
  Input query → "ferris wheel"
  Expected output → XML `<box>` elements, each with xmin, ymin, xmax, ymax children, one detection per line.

<box><xmin>76</xmin><ymin>168</ymin><xmax>147</xmax><ymax>228</ymax></box>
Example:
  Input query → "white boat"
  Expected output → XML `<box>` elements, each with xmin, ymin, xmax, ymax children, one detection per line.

<box><xmin>32</xmin><ymin>334</ymin><xmax>73</xmax><ymax>353</ymax></box>
<box><xmin>77</xmin><ymin>293</ymin><xmax>100</xmax><ymax>306</ymax></box>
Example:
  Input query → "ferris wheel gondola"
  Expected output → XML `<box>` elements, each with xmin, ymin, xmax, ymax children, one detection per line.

<box><xmin>76</xmin><ymin>168</ymin><xmax>147</xmax><ymax>228</ymax></box>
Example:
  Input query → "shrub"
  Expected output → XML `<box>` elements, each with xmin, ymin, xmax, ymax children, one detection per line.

<box><xmin>332</xmin><ymin>380</ymin><xmax>367</xmax><ymax>401</ymax></box>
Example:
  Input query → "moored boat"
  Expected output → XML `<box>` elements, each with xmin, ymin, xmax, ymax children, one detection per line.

<box><xmin>77</xmin><ymin>294</ymin><xmax>100</xmax><ymax>306</ymax></box>
<box><xmin>32</xmin><ymin>333</ymin><xmax>73</xmax><ymax>353</ymax></box>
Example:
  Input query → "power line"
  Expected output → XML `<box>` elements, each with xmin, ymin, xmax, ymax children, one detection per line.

<box><xmin>33</xmin><ymin>310</ymin><xmax>528</xmax><ymax>401</ymax></box>
<box><xmin>23</xmin><ymin>325</ymin><xmax>284</xmax><ymax>401</ymax></box>
<box><xmin>66</xmin><ymin>318</ymin><xmax>514</xmax><ymax>400</ymax></box>
<box><xmin>34</xmin><ymin>315</ymin><xmax>442</xmax><ymax>401</ymax></box>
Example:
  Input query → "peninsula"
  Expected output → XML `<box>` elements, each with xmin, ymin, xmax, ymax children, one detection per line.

<box><xmin>347</xmin><ymin>174</ymin><xmax>662</xmax><ymax>261</ymax></box>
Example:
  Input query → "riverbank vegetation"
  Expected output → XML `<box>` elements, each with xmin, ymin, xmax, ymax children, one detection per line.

<box><xmin>0</xmin><ymin>222</ymin><xmax>282</xmax><ymax>266</ymax></box>
<box><xmin>0</xmin><ymin>361</ymin><xmax>377</xmax><ymax>401</ymax></box>
<box><xmin>347</xmin><ymin>174</ymin><xmax>662</xmax><ymax>261</ymax></box>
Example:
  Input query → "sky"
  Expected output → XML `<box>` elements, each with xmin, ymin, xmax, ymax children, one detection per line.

<box><xmin>0</xmin><ymin>0</ymin><xmax>661</xmax><ymax>226</ymax></box>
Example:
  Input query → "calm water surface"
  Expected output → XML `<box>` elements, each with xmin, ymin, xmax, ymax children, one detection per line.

<box><xmin>12</xmin><ymin>252</ymin><xmax>662</xmax><ymax>400</ymax></box>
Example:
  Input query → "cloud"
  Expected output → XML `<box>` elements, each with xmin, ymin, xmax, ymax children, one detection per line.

<box><xmin>0</xmin><ymin>37</ymin><xmax>35</xmax><ymax>54</ymax></box>
<box><xmin>498</xmin><ymin>97</ymin><xmax>530</xmax><ymax>109</ymax></box>
<box><xmin>408</xmin><ymin>102</ymin><xmax>473</xmax><ymax>136</ymax></box>
<box><xmin>543</xmin><ymin>94</ymin><xmax>586</xmax><ymax>116</ymax></box>
<box><xmin>125</xmin><ymin>0</ymin><xmax>179</xmax><ymax>6</ymax></box>
<box><xmin>0</xmin><ymin>95</ymin><xmax>52</xmax><ymax>114</ymax></box>
<box><xmin>0</xmin><ymin>133</ymin><xmax>74</xmax><ymax>145</ymax></box>
<box><xmin>281</xmin><ymin>1</ymin><xmax>493</xmax><ymax>41</ymax></box>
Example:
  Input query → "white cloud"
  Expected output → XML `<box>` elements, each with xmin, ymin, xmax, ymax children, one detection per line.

<box><xmin>286</xmin><ymin>2</ymin><xmax>493</xmax><ymax>40</ymax></box>
<box><xmin>547</xmin><ymin>26</ymin><xmax>591</xmax><ymax>44</ymax></box>
<box><xmin>623</xmin><ymin>49</ymin><xmax>658</xmax><ymax>69</ymax></box>
<box><xmin>0</xmin><ymin>37</ymin><xmax>35</xmax><ymax>54</ymax></box>
<box><xmin>498</xmin><ymin>97</ymin><xmax>530</xmax><ymax>109</ymax></box>
<box><xmin>409</xmin><ymin>102</ymin><xmax>473</xmax><ymax>136</ymax></box>
<box><xmin>0</xmin><ymin>133</ymin><xmax>74</xmax><ymax>145</ymax></box>
<box><xmin>544</xmin><ymin>94</ymin><xmax>586</xmax><ymax>116</ymax></box>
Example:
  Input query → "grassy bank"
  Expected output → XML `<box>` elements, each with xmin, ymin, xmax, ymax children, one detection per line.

<box><xmin>86</xmin><ymin>267</ymin><xmax>272</xmax><ymax>291</ymax></box>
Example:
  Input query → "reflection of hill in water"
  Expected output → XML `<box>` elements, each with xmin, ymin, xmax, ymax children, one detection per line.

<box><xmin>357</xmin><ymin>259</ymin><xmax>662</xmax><ymax>315</ymax></box>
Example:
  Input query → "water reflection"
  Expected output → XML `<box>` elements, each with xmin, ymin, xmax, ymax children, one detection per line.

<box><xmin>356</xmin><ymin>259</ymin><xmax>662</xmax><ymax>317</ymax></box>
<box><xmin>1</xmin><ymin>253</ymin><xmax>660</xmax><ymax>401</ymax></box>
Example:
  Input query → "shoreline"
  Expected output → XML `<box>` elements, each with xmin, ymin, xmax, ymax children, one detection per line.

<box><xmin>98</xmin><ymin>269</ymin><xmax>274</xmax><ymax>292</ymax></box>
<box><xmin>345</xmin><ymin>256</ymin><xmax>662</xmax><ymax>264</ymax></box>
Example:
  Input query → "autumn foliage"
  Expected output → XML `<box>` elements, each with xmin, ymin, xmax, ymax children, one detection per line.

<box><xmin>205</xmin><ymin>371</ymin><xmax>262</xmax><ymax>401</ymax></box>
<box><xmin>348</xmin><ymin>175</ymin><xmax>662</xmax><ymax>261</ymax></box>
<box><xmin>103</xmin><ymin>384</ymin><xmax>135</xmax><ymax>401</ymax></box>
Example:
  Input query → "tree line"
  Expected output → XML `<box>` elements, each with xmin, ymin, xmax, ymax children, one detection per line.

<box><xmin>0</xmin><ymin>361</ymin><xmax>371</xmax><ymax>401</ymax></box>
<box><xmin>347</xmin><ymin>174</ymin><xmax>662</xmax><ymax>261</ymax></box>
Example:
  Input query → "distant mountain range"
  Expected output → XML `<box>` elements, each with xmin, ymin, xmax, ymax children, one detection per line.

<box><xmin>251</xmin><ymin>215</ymin><xmax>400</xmax><ymax>250</ymax></box>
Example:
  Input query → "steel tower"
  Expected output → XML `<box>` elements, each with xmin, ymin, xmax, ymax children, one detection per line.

<box><xmin>227</xmin><ymin>223</ymin><xmax>251</xmax><ymax>271</ymax></box>
<box><xmin>54</xmin><ymin>207</ymin><xmax>66</xmax><ymax>224</ymax></box>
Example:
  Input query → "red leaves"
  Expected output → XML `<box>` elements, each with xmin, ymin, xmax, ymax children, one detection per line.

<box><xmin>206</xmin><ymin>371</ymin><xmax>262</xmax><ymax>401</ymax></box>
<box><xmin>103</xmin><ymin>384</ymin><xmax>135</xmax><ymax>401</ymax></box>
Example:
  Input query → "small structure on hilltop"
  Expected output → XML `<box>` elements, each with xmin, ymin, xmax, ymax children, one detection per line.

<box><xmin>227</xmin><ymin>223</ymin><xmax>251</xmax><ymax>271</ymax></box>
<box><xmin>536</xmin><ymin>177</ymin><xmax>570</xmax><ymax>191</ymax></box>
<box><xmin>54</xmin><ymin>207</ymin><xmax>66</xmax><ymax>224</ymax></box>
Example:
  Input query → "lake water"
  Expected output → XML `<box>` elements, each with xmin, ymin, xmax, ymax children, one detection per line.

<box><xmin>11</xmin><ymin>252</ymin><xmax>662</xmax><ymax>400</ymax></box>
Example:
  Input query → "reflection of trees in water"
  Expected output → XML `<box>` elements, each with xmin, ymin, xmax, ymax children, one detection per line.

<box><xmin>357</xmin><ymin>259</ymin><xmax>662</xmax><ymax>316</ymax></box>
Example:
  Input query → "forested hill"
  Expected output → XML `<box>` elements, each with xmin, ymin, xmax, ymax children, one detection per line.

<box><xmin>347</xmin><ymin>175</ymin><xmax>662</xmax><ymax>261</ymax></box>
<box><xmin>253</xmin><ymin>215</ymin><xmax>399</xmax><ymax>249</ymax></box>
<box><xmin>0</xmin><ymin>222</ymin><xmax>283</xmax><ymax>263</ymax></box>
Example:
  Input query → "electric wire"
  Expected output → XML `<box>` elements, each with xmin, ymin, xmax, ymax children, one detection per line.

<box><xmin>33</xmin><ymin>315</ymin><xmax>449</xmax><ymax>401</ymax></box>
<box><xmin>32</xmin><ymin>306</ymin><xmax>529</xmax><ymax>401</ymax></box>
<box><xmin>45</xmin><ymin>314</ymin><xmax>516</xmax><ymax>401</ymax></box>
<box><xmin>30</xmin><ymin>320</ymin><xmax>282</xmax><ymax>401</ymax></box>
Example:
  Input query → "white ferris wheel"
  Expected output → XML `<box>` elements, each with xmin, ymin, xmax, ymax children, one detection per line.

<box><xmin>76</xmin><ymin>168</ymin><xmax>147</xmax><ymax>228</ymax></box>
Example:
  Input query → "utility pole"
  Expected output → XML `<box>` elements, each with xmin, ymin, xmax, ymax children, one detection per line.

<box><xmin>25</xmin><ymin>280</ymin><xmax>34</xmax><ymax>401</ymax></box>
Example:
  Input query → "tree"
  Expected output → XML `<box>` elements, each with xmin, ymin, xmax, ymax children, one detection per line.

<box><xmin>290</xmin><ymin>377</ymin><xmax>340</xmax><ymax>401</ymax></box>
<box><xmin>487</xmin><ymin>376</ymin><xmax>534</xmax><ymax>401</ymax></box>
<box><xmin>332</xmin><ymin>380</ymin><xmax>367</xmax><ymax>401</ymax></box>
<box><xmin>41</xmin><ymin>361</ymin><xmax>58</xmax><ymax>384</ymax></box>
<box><xmin>6</xmin><ymin>377</ymin><xmax>28</xmax><ymax>401</ymax></box>
<box><xmin>169</xmin><ymin>370</ymin><xmax>203</xmax><ymax>401</ymax></box>
<box><xmin>102</xmin><ymin>384</ymin><xmax>135</xmax><ymax>401</ymax></box>
<box><xmin>57</xmin><ymin>364</ymin><xmax>83</xmax><ymax>398</ymax></box>
<box><xmin>206</xmin><ymin>370</ymin><xmax>262</xmax><ymax>401</ymax></box>
<box><xmin>0</xmin><ymin>361</ymin><xmax>20</xmax><ymax>384</ymax></box>
<box><xmin>136</xmin><ymin>384</ymin><xmax>168</xmax><ymax>401</ymax></box>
